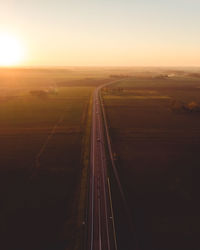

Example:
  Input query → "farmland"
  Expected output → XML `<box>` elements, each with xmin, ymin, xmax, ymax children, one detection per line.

<box><xmin>0</xmin><ymin>67</ymin><xmax>111</xmax><ymax>250</ymax></box>
<box><xmin>102</xmin><ymin>75</ymin><xmax>200</xmax><ymax>250</ymax></box>
<box><xmin>1</xmin><ymin>67</ymin><xmax>200</xmax><ymax>250</ymax></box>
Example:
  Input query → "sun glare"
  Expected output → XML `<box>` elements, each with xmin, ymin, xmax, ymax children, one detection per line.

<box><xmin>0</xmin><ymin>33</ymin><xmax>24</xmax><ymax>66</ymax></box>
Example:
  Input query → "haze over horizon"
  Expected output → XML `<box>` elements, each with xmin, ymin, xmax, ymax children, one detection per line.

<box><xmin>0</xmin><ymin>0</ymin><xmax>200</xmax><ymax>67</ymax></box>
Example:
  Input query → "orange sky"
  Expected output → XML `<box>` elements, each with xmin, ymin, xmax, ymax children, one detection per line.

<box><xmin>0</xmin><ymin>0</ymin><xmax>200</xmax><ymax>67</ymax></box>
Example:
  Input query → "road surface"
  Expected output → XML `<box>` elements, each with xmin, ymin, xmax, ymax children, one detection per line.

<box><xmin>87</xmin><ymin>84</ymin><xmax>118</xmax><ymax>250</ymax></box>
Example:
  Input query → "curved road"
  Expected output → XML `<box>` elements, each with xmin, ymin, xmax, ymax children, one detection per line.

<box><xmin>87</xmin><ymin>79</ymin><xmax>139</xmax><ymax>250</ymax></box>
<box><xmin>87</xmin><ymin>83</ymin><xmax>118</xmax><ymax>250</ymax></box>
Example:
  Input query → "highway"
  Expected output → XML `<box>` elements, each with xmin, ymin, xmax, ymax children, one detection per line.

<box><xmin>87</xmin><ymin>84</ymin><xmax>118</xmax><ymax>250</ymax></box>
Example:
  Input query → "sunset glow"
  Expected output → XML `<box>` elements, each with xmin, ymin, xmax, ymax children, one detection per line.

<box><xmin>0</xmin><ymin>0</ymin><xmax>200</xmax><ymax>66</ymax></box>
<box><xmin>0</xmin><ymin>33</ymin><xmax>24</xmax><ymax>66</ymax></box>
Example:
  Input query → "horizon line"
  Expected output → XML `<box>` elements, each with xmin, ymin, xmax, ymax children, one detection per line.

<box><xmin>0</xmin><ymin>65</ymin><xmax>200</xmax><ymax>69</ymax></box>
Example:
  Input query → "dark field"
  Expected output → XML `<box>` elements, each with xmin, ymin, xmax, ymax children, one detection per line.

<box><xmin>1</xmin><ymin>67</ymin><xmax>200</xmax><ymax>250</ymax></box>
<box><xmin>103</xmin><ymin>76</ymin><xmax>200</xmax><ymax>250</ymax></box>
<box><xmin>0</xmin><ymin>68</ymin><xmax>103</xmax><ymax>250</ymax></box>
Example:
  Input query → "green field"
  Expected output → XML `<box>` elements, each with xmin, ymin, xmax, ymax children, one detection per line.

<box><xmin>1</xmin><ymin>67</ymin><xmax>200</xmax><ymax>250</ymax></box>
<box><xmin>0</xmin><ymin>68</ymin><xmax>100</xmax><ymax>250</ymax></box>
<box><xmin>103</xmin><ymin>76</ymin><xmax>200</xmax><ymax>250</ymax></box>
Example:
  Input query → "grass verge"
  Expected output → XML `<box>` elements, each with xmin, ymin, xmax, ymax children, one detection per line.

<box><xmin>74</xmin><ymin>91</ymin><xmax>93</xmax><ymax>250</ymax></box>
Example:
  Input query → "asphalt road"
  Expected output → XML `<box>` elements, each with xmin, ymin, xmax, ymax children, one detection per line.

<box><xmin>86</xmin><ymin>79</ymin><xmax>139</xmax><ymax>250</ymax></box>
<box><xmin>87</xmin><ymin>84</ymin><xmax>117</xmax><ymax>250</ymax></box>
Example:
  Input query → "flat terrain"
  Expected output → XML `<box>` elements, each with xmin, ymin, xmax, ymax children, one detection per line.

<box><xmin>0</xmin><ymin>86</ymin><xmax>93</xmax><ymax>250</ymax></box>
<box><xmin>102</xmin><ymin>76</ymin><xmax>200</xmax><ymax>250</ymax></box>
<box><xmin>0</xmin><ymin>68</ymin><xmax>105</xmax><ymax>250</ymax></box>
<box><xmin>1</xmin><ymin>67</ymin><xmax>200</xmax><ymax>250</ymax></box>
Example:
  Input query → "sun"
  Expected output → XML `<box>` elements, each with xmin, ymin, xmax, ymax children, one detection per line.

<box><xmin>0</xmin><ymin>33</ymin><xmax>24</xmax><ymax>66</ymax></box>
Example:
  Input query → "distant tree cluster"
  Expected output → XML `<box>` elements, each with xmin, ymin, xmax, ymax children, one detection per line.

<box><xmin>170</xmin><ymin>100</ymin><xmax>200</xmax><ymax>113</ymax></box>
<box><xmin>30</xmin><ymin>87</ymin><xmax>58</xmax><ymax>98</ymax></box>
<box><xmin>154</xmin><ymin>74</ymin><xmax>169</xmax><ymax>79</ymax></box>
<box><xmin>30</xmin><ymin>90</ymin><xmax>48</xmax><ymax>98</ymax></box>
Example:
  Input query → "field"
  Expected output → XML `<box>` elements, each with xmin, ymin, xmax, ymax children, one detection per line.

<box><xmin>102</xmin><ymin>75</ymin><xmax>200</xmax><ymax>250</ymax></box>
<box><xmin>0</xmin><ymin>68</ymin><xmax>112</xmax><ymax>250</ymax></box>
<box><xmin>1</xmin><ymin>67</ymin><xmax>200</xmax><ymax>250</ymax></box>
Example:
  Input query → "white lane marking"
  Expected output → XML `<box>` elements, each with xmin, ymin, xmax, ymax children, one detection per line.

<box><xmin>91</xmin><ymin>93</ymin><xmax>96</xmax><ymax>250</ymax></box>
<box><xmin>90</xmin><ymin>82</ymin><xmax>124</xmax><ymax>249</ymax></box>
<box><xmin>96</xmin><ymin>93</ymin><xmax>103</xmax><ymax>250</ymax></box>
<box><xmin>99</xmin><ymin>89</ymin><xmax>127</xmax><ymax>205</ymax></box>
<box><xmin>98</xmin><ymin>184</ymin><xmax>102</xmax><ymax>250</ymax></box>
<box><xmin>97</xmin><ymin>96</ymin><xmax>111</xmax><ymax>250</ymax></box>
<box><xmin>107</xmin><ymin>177</ymin><xmax>118</xmax><ymax>250</ymax></box>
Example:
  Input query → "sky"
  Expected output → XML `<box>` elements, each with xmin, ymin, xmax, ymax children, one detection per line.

<box><xmin>0</xmin><ymin>0</ymin><xmax>200</xmax><ymax>67</ymax></box>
